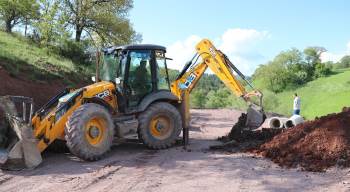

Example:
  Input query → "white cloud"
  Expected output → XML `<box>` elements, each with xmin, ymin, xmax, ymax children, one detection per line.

<box><xmin>218</xmin><ymin>29</ymin><xmax>269</xmax><ymax>75</ymax></box>
<box><xmin>320</xmin><ymin>52</ymin><xmax>344</xmax><ymax>63</ymax></box>
<box><xmin>219</xmin><ymin>29</ymin><xmax>269</xmax><ymax>54</ymax></box>
<box><xmin>166</xmin><ymin>35</ymin><xmax>201</xmax><ymax>70</ymax></box>
<box><xmin>166</xmin><ymin>28</ymin><xmax>269</xmax><ymax>75</ymax></box>
<box><xmin>321</xmin><ymin>41</ymin><xmax>350</xmax><ymax>63</ymax></box>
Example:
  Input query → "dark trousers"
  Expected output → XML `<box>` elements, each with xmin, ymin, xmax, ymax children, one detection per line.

<box><xmin>293</xmin><ymin>109</ymin><xmax>300</xmax><ymax>115</ymax></box>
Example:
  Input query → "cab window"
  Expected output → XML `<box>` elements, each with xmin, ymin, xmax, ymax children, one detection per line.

<box><xmin>155</xmin><ymin>50</ymin><xmax>170</xmax><ymax>90</ymax></box>
<box><xmin>117</xmin><ymin>50</ymin><xmax>127</xmax><ymax>81</ymax></box>
<box><xmin>100</xmin><ymin>51</ymin><xmax>120</xmax><ymax>81</ymax></box>
<box><xmin>127</xmin><ymin>50</ymin><xmax>153</xmax><ymax>107</ymax></box>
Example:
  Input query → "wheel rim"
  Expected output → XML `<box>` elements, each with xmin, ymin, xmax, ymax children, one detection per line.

<box><xmin>150</xmin><ymin>115</ymin><xmax>173</xmax><ymax>140</ymax></box>
<box><xmin>85</xmin><ymin>117</ymin><xmax>106</xmax><ymax>146</ymax></box>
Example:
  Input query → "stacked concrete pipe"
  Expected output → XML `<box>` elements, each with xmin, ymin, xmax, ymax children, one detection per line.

<box><xmin>267</xmin><ymin>116</ymin><xmax>303</xmax><ymax>128</ymax></box>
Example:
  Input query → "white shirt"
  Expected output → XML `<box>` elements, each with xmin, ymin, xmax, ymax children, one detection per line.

<box><xmin>293</xmin><ymin>96</ymin><xmax>301</xmax><ymax>110</ymax></box>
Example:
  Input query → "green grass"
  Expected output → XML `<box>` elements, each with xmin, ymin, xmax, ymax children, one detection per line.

<box><xmin>263</xmin><ymin>69</ymin><xmax>350</xmax><ymax>119</ymax></box>
<box><xmin>0</xmin><ymin>31</ymin><xmax>92</xmax><ymax>84</ymax></box>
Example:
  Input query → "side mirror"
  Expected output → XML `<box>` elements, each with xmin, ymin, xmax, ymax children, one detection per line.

<box><xmin>115</xmin><ymin>77</ymin><xmax>121</xmax><ymax>85</ymax></box>
<box><xmin>91</xmin><ymin>76</ymin><xmax>96</xmax><ymax>82</ymax></box>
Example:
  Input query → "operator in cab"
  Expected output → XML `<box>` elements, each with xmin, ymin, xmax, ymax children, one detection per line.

<box><xmin>133</xmin><ymin>60</ymin><xmax>151</xmax><ymax>97</ymax></box>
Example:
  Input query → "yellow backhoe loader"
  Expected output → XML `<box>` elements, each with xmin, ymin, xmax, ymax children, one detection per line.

<box><xmin>0</xmin><ymin>39</ymin><xmax>265</xmax><ymax>170</ymax></box>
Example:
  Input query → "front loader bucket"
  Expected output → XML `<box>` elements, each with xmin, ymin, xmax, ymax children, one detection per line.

<box><xmin>245</xmin><ymin>104</ymin><xmax>266</xmax><ymax>129</ymax></box>
<box><xmin>0</xmin><ymin>96</ymin><xmax>42</xmax><ymax>170</ymax></box>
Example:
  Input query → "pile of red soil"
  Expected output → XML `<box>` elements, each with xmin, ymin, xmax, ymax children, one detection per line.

<box><xmin>255</xmin><ymin>108</ymin><xmax>350</xmax><ymax>171</ymax></box>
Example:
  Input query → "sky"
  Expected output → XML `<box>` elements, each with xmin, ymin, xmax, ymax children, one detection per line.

<box><xmin>130</xmin><ymin>0</ymin><xmax>350</xmax><ymax>75</ymax></box>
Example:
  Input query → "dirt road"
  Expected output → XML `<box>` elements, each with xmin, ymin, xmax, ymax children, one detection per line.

<box><xmin>1</xmin><ymin>109</ymin><xmax>350</xmax><ymax>192</ymax></box>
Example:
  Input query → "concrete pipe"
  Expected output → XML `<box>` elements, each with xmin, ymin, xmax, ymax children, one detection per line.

<box><xmin>267</xmin><ymin>117</ymin><xmax>284</xmax><ymax>128</ymax></box>
<box><xmin>285</xmin><ymin>115</ymin><xmax>304</xmax><ymax>128</ymax></box>
<box><xmin>278</xmin><ymin>117</ymin><xmax>289</xmax><ymax>128</ymax></box>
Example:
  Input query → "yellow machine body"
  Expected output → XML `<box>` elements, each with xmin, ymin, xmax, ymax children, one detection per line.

<box><xmin>32</xmin><ymin>81</ymin><xmax>117</xmax><ymax>152</ymax></box>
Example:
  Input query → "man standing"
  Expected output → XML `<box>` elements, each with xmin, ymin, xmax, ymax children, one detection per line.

<box><xmin>293</xmin><ymin>93</ymin><xmax>301</xmax><ymax>115</ymax></box>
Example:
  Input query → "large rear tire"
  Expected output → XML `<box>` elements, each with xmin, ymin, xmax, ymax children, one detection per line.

<box><xmin>138</xmin><ymin>102</ymin><xmax>182</xmax><ymax>149</ymax></box>
<box><xmin>65</xmin><ymin>103</ymin><xmax>114</xmax><ymax>161</ymax></box>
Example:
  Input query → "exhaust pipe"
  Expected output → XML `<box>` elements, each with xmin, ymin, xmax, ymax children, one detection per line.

<box><xmin>0</xmin><ymin>96</ymin><xmax>42</xmax><ymax>170</ymax></box>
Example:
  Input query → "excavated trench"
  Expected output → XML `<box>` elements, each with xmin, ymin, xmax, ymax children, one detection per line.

<box><xmin>216</xmin><ymin>108</ymin><xmax>350</xmax><ymax>172</ymax></box>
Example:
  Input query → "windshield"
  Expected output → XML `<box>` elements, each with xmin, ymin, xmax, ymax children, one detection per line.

<box><xmin>100</xmin><ymin>51</ymin><xmax>120</xmax><ymax>81</ymax></box>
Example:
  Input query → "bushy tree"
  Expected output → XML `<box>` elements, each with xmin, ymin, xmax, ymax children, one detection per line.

<box><xmin>62</xmin><ymin>0</ymin><xmax>140</xmax><ymax>45</ymax></box>
<box><xmin>253</xmin><ymin>49</ymin><xmax>306</xmax><ymax>93</ymax></box>
<box><xmin>34</xmin><ymin>0</ymin><xmax>68</xmax><ymax>47</ymax></box>
<box><xmin>190</xmin><ymin>89</ymin><xmax>206</xmax><ymax>108</ymax></box>
<box><xmin>336</xmin><ymin>55</ymin><xmax>350</xmax><ymax>69</ymax></box>
<box><xmin>303</xmin><ymin>46</ymin><xmax>326</xmax><ymax>66</ymax></box>
<box><xmin>205</xmin><ymin>89</ymin><xmax>229</xmax><ymax>108</ymax></box>
<box><xmin>0</xmin><ymin>0</ymin><xmax>39</xmax><ymax>33</ymax></box>
<box><xmin>253</xmin><ymin>47</ymin><xmax>332</xmax><ymax>93</ymax></box>
<box><xmin>303</xmin><ymin>46</ymin><xmax>327</xmax><ymax>78</ymax></box>
<box><xmin>314</xmin><ymin>62</ymin><xmax>332</xmax><ymax>78</ymax></box>
<box><xmin>202</xmin><ymin>88</ymin><xmax>246</xmax><ymax>109</ymax></box>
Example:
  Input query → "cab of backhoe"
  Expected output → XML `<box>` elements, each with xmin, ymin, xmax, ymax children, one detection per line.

<box><xmin>99</xmin><ymin>45</ymin><xmax>184</xmax><ymax>152</ymax></box>
<box><xmin>101</xmin><ymin>44</ymin><xmax>174</xmax><ymax>111</ymax></box>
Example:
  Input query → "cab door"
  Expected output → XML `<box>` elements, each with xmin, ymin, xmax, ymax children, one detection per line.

<box><xmin>124</xmin><ymin>50</ymin><xmax>153</xmax><ymax>108</ymax></box>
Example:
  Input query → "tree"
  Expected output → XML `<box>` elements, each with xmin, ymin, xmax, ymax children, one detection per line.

<box><xmin>314</xmin><ymin>62</ymin><xmax>331</xmax><ymax>78</ymax></box>
<box><xmin>34</xmin><ymin>0</ymin><xmax>69</xmax><ymax>46</ymax></box>
<box><xmin>191</xmin><ymin>89</ymin><xmax>206</xmax><ymax>108</ymax></box>
<box><xmin>339</xmin><ymin>55</ymin><xmax>350</xmax><ymax>68</ymax></box>
<box><xmin>0</xmin><ymin>0</ymin><xmax>39</xmax><ymax>33</ymax></box>
<box><xmin>253</xmin><ymin>49</ymin><xmax>306</xmax><ymax>93</ymax></box>
<box><xmin>63</xmin><ymin>0</ymin><xmax>139</xmax><ymax>45</ymax></box>
<box><xmin>303</xmin><ymin>46</ymin><xmax>327</xmax><ymax>66</ymax></box>
<box><xmin>205</xmin><ymin>89</ymin><xmax>229</xmax><ymax>108</ymax></box>
<box><xmin>253</xmin><ymin>46</ymin><xmax>333</xmax><ymax>93</ymax></box>
<box><xmin>303</xmin><ymin>46</ymin><xmax>327</xmax><ymax>78</ymax></box>
<box><xmin>274</xmin><ymin>48</ymin><xmax>303</xmax><ymax>67</ymax></box>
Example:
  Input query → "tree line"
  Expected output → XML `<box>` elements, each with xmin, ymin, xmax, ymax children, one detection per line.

<box><xmin>253</xmin><ymin>47</ymin><xmax>350</xmax><ymax>93</ymax></box>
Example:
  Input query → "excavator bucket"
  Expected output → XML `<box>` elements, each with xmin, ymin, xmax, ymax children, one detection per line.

<box><xmin>0</xmin><ymin>96</ymin><xmax>42</xmax><ymax>170</ymax></box>
<box><xmin>245</xmin><ymin>104</ymin><xmax>265</xmax><ymax>129</ymax></box>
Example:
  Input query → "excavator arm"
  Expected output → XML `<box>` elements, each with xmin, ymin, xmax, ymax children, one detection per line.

<box><xmin>171</xmin><ymin>39</ymin><xmax>265</xmax><ymax>128</ymax></box>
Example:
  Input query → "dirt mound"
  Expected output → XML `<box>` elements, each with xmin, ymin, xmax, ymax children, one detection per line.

<box><xmin>255</xmin><ymin>108</ymin><xmax>350</xmax><ymax>171</ymax></box>
<box><xmin>215</xmin><ymin>113</ymin><xmax>282</xmax><ymax>152</ymax></box>
<box><xmin>0</xmin><ymin>67</ymin><xmax>66</xmax><ymax>108</ymax></box>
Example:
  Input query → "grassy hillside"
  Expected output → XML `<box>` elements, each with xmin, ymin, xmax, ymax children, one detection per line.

<box><xmin>264</xmin><ymin>69</ymin><xmax>350</xmax><ymax>119</ymax></box>
<box><xmin>0</xmin><ymin>31</ymin><xmax>92</xmax><ymax>84</ymax></box>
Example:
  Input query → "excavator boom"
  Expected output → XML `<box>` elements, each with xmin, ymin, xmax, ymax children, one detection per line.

<box><xmin>171</xmin><ymin>39</ymin><xmax>265</xmax><ymax>128</ymax></box>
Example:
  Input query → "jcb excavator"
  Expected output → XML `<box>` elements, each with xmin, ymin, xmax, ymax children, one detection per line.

<box><xmin>0</xmin><ymin>39</ymin><xmax>264</xmax><ymax>170</ymax></box>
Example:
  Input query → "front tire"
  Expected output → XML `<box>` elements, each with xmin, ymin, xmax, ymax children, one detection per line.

<box><xmin>65</xmin><ymin>103</ymin><xmax>114</xmax><ymax>161</ymax></box>
<box><xmin>138</xmin><ymin>102</ymin><xmax>182</xmax><ymax>149</ymax></box>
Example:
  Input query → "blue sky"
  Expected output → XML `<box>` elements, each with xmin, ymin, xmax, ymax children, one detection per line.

<box><xmin>130</xmin><ymin>0</ymin><xmax>350</xmax><ymax>74</ymax></box>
